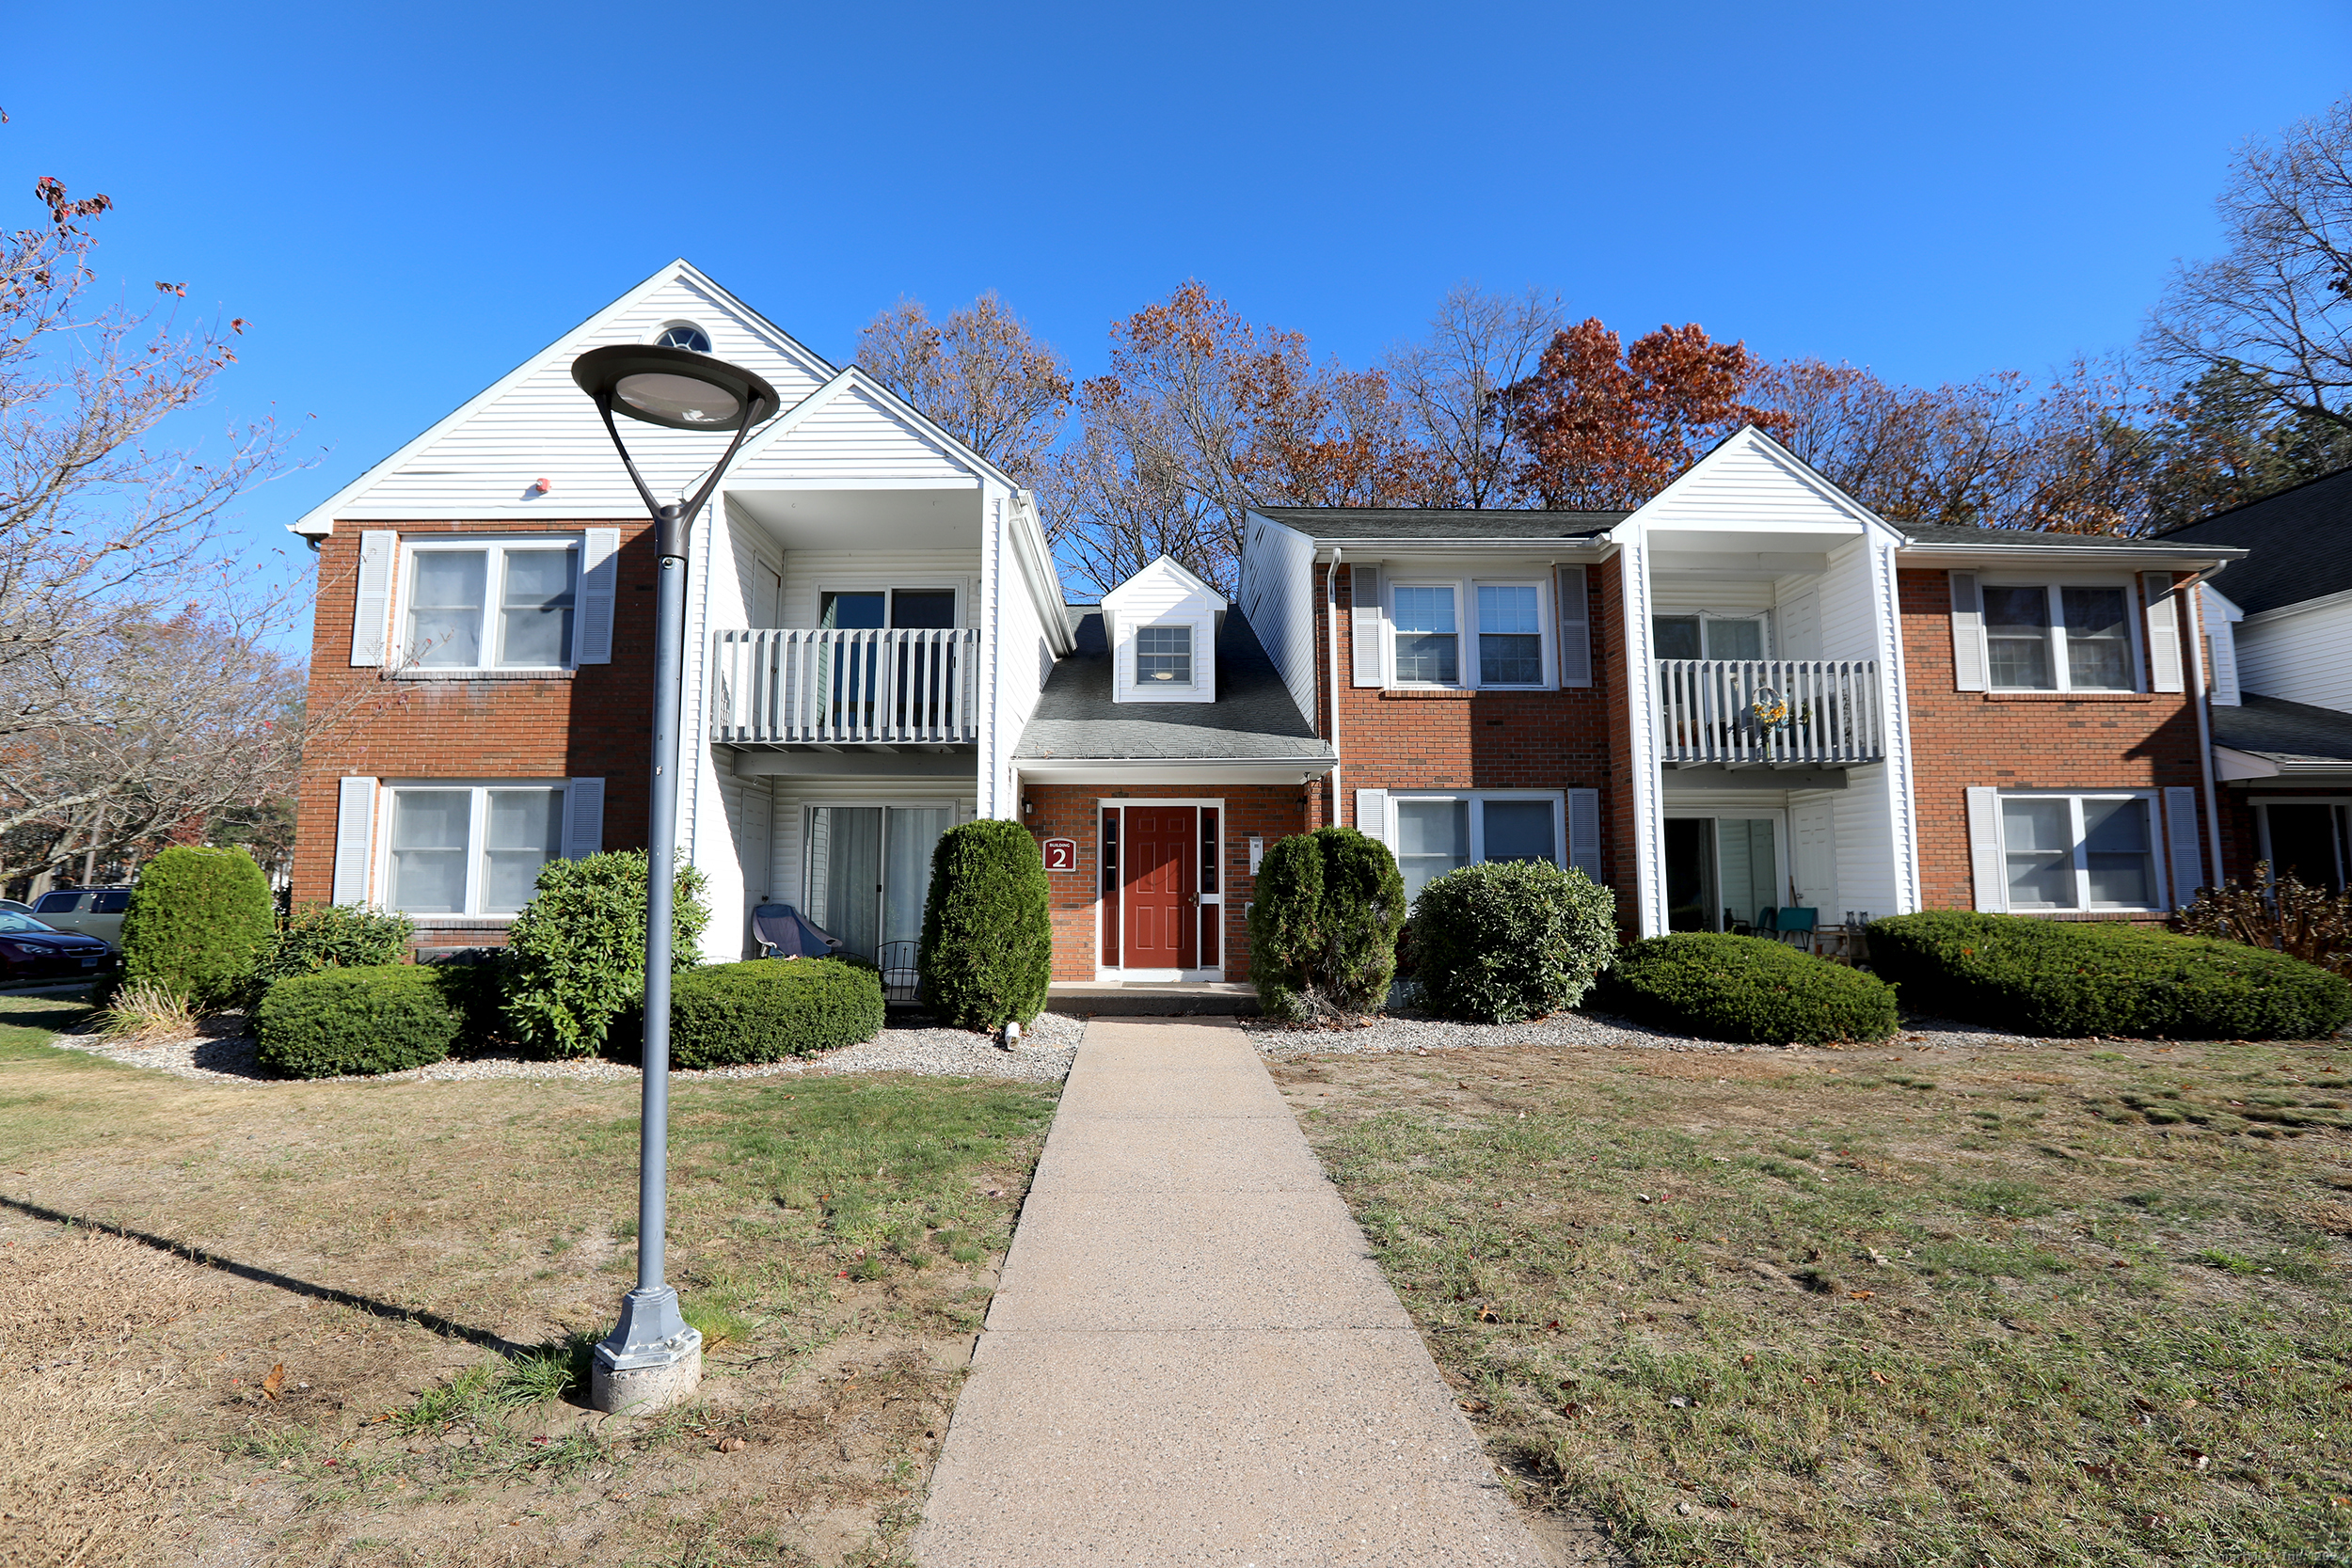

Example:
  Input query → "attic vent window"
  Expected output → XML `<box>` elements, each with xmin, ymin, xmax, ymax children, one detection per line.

<box><xmin>1137</xmin><ymin>625</ymin><xmax>1193</xmax><ymax>686</ymax></box>
<box><xmin>654</xmin><ymin>322</ymin><xmax>712</xmax><ymax>355</ymax></box>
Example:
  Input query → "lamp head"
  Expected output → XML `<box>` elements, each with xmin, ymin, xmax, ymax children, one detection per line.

<box><xmin>571</xmin><ymin>344</ymin><xmax>778</xmax><ymax>433</ymax></box>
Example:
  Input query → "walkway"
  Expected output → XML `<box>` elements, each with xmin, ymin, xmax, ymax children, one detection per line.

<box><xmin>913</xmin><ymin>1018</ymin><xmax>1547</xmax><ymax>1566</ymax></box>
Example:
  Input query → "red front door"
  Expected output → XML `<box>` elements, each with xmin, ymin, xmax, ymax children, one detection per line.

<box><xmin>1122</xmin><ymin>807</ymin><xmax>1196</xmax><ymax>970</ymax></box>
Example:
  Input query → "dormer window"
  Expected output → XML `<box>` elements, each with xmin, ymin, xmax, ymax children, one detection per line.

<box><xmin>654</xmin><ymin>322</ymin><xmax>712</xmax><ymax>354</ymax></box>
<box><xmin>1137</xmin><ymin>625</ymin><xmax>1193</xmax><ymax>687</ymax></box>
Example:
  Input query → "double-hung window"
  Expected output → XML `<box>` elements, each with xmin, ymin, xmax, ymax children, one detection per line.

<box><xmin>1653</xmin><ymin>613</ymin><xmax>1765</xmax><ymax>660</ymax></box>
<box><xmin>1391</xmin><ymin>794</ymin><xmax>1562</xmax><ymax>901</ymax></box>
<box><xmin>1136</xmin><ymin>625</ymin><xmax>1193</xmax><ymax>686</ymax></box>
<box><xmin>1999</xmin><ymin>793</ymin><xmax>2159</xmax><ymax>911</ymax></box>
<box><xmin>1392</xmin><ymin>586</ymin><xmax>1459</xmax><ymax>685</ymax></box>
<box><xmin>1389</xmin><ymin>580</ymin><xmax>1549</xmax><ymax>689</ymax></box>
<box><xmin>1981</xmin><ymin>584</ymin><xmax>2136</xmax><ymax>692</ymax></box>
<box><xmin>1477</xmin><ymin>585</ymin><xmax>1544</xmax><ymax>685</ymax></box>
<box><xmin>385</xmin><ymin>783</ymin><xmax>566</xmax><ymax>914</ymax></box>
<box><xmin>403</xmin><ymin>539</ymin><xmax>579</xmax><ymax>670</ymax></box>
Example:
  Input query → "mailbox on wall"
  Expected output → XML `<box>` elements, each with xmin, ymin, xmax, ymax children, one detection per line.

<box><xmin>1042</xmin><ymin>837</ymin><xmax>1078</xmax><ymax>872</ymax></box>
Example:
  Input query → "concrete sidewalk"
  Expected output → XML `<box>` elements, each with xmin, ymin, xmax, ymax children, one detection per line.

<box><xmin>913</xmin><ymin>1018</ymin><xmax>1547</xmax><ymax>1567</ymax></box>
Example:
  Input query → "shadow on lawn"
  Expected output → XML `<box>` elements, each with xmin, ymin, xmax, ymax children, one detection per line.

<box><xmin>0</xmin><ymin>1192</ymin><xmax>545</xmax><ymax>1358</ymax></box>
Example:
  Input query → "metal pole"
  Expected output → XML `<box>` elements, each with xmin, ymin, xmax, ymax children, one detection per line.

<box><xmin>592</xmin><ymin>499</ymin><xmax>701</xmax><ymax>1407</ymax></box>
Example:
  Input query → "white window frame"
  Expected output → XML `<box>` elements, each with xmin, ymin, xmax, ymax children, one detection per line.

<box><xmin>1134</xmin><ymin>623</ymin><xmax>1197</xmax><ymax>689</ymax></box>
<box><xmin>1653</xmin><ymin>610</ymin><xmax>1771</xmax><ymax>661</ymax></box>
<box><xmin>1979</xmin><ymin>578</ymin><xmax>2144</xmax><ymax>694</ymax></box>
<box><xmin>1388</xmin><ymin>789</ymin><xmax>1566</xmax><ymax>882</ymax></box>
<box><xmin>1994</xmin><ymin>789</ymin><xmax>2167</xmax><ymax>913</ymax></box>
<box><xmin>375</xmin><ymin>780</ymin><xmax>571</xmax><ymax>917</ymax></box>
<box><xmin>1387</xmin><ymin>577</ymin><xmax>1555</xmax><ymax>691</ymax></box>
<box><xmin>395</xmin><ymin>535</ymin><xmax>583</xmax><ymax>672</ymax></box>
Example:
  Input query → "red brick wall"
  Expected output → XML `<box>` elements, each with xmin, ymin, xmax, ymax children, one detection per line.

<box><xmin>1899</xmin><ymin>567</ymin><xmax>2210</xmax><ymax>911</ymax></box>
<box><xmin>1307</xmin><ymin>559</ymin><xmax>1627</xmax><ymax>912</ymax></box>
<box><xmin>1021</xmin><ymin>783</ymin><xmax>1310</xmax><ymax>980</ymax></box>
<box><xmin>293</xmin><ymin>519</ymin><xmax>660</xmax><ymax>914</ymax></box>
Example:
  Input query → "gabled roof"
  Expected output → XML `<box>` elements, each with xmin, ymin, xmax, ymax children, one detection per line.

<box><xmin>2157</xmin><ymin>467</ymin><xmax>2352</xmax><ymax>615</ymax></box>
<box><xmin>720</xmin><ymin>362</ymin><xmax>1021</xmax><ymax>493</ymax></box>
<box><xmin>1101</xmin><ymin>553</ymin><xmax>1228</xmax><ymax>610</ymax></box>
<box><xmin>293</xmin><ymin>260</ymin><xmax>836</xmax><ymax>536</ymax></box>
<box><xmin>1255</xmin><ymin>506</ymin><xmax>1623</xmax><ymax>543</ymax></box>
<box><xmin>1014</xmin><ymin>609</ymin><xmax>1332</xmax><ymax>763</ymax></box>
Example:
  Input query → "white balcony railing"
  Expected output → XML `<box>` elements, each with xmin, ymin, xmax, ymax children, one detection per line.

<box><xmin>1655</xmin><ymin>658</ymin><xmax>1883</xmax><ymax>768</ymax></box>
<box><xmin>711</xmin><ymin>628</ymin><xmax>980</xmax><ymax>745</ymax></box>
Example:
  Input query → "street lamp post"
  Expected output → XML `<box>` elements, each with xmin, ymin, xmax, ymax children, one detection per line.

<box><xmin>571</xmin><ymin>344</ymin><xmax>777</xmax><ymax>1415</ymax></box>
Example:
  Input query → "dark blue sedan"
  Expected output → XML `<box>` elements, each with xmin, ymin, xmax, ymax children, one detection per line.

<box><xmin>0</xmin><ymin>911</ymin><xmax>114</xmax><ymax>981</ymax></box>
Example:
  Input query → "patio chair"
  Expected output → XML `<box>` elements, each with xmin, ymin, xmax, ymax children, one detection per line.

<box><xmin>1756</xmin><ymin>907</ymin><xmax>1779</xmax><ymax>937</ymax></box>
<box><xmin>751</xmin><ymin>903</ymin><xmax>845</xmax><ymax>960</ymax></box>
<box><xmin>876</xmin><ymin>941</ymin><xmax>922</xmax><ymax>1005</ymax></box>
<box><xmin>1773</xmin><ymin>906</ymin><xmax>1817</xmax><ymax>949</ymax></box>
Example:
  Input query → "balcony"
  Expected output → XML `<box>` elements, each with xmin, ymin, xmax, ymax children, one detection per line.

<box><xmin>711</xmin><ymin>627</ymin><xmax>980</xmax><ymax>746</ymax></box>
<box><xmin>1655</xmin><ymin>658</ymin><xmax>1883</xmax><ymax>768</ymax></box>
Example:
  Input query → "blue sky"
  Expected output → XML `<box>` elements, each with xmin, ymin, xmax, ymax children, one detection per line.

<box><xmin>8</xmin><ymin>0</ymin><xmax>2348</xmax><ymax>571</ymax></box>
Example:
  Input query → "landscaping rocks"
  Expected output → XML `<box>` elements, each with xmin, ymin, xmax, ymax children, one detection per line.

<box><xmin>1248</xmin><ymin>1006</ymin><xmax>2040</xmax><ymax>1059</ymax></box>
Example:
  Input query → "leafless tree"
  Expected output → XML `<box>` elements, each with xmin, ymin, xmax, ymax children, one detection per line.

<box><xmin>855</xmin><ymin>293</ymin><xmax>1073</xmax><ymax>490</ymax></box>
<box><xmin>1382</xmin><ymin>283</ymin><xmax>1563</xmax><ymax>507</ymax></box>
<box><xmin>2148</xmin><ymin>97</ymin><xmax>2352</xmax><ymax>436</ymax></box>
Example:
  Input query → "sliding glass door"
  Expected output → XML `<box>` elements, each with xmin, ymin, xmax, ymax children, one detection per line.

<box><xmin>804</xmin><ymin>804</ymin><xmax>950</xmax><ymax>961</ymax></box>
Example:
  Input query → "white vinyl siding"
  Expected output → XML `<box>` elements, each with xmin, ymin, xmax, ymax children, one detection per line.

<box><xmin>1238</xmin><ymin>514</ymin><xmax>1319</xmax><ymax>728</ymax></box>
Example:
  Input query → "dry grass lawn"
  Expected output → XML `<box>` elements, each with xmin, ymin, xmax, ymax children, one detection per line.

<box><xmin>1272</xmin><ymin>1030</ymin><xmax>2352</xmax><ymax>1567</ymax></box>
<box><xmin>0</xmin><ymin>999</ymin><xmax>1057</xmax><ymax>1567</ymax></box>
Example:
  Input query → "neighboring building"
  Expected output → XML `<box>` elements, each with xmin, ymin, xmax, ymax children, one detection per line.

<box><xmin>2162</xmin><ymin>467</ymin><xmax>2352</xmax><ymax>889</ymax></box>
<box><xmin>293</xmin><ymin>265</ymin><xmax>2246</xmax><ymax>987</ymax></box>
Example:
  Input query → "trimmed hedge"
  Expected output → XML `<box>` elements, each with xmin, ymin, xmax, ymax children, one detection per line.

<box><xmin>1867</xmin><ymin>911</ymin><xmax>2352</xmax><ymax>1040</ymax></box>
<box><xmin>1411</xmin><ymin>860</ymin><xmax>1617</xmax><ymax>1022</ymax></box>
<box><xmin>1597</xmin><ymin>933</ymin><xmax>1899</xmax><ymax>1045</ymax></box>
<box><xmin>119</xmin><ymin>847</ymin><xmax>275</xmax><ymax>1011</ymax></box>
<box><xmin>253</xmin><ymin>964</ymin><xmax>466</xmax><ymax>1078</ymax></box>
<box><xmin>1247</xmin><ymin>826</ymin><xmax>1407</xmax><ymax>1022</ymax></box>
<box><xmin>668</xmin><ymin>958</ymin><xmax>886</xmax><ymax>1069</ymax></box>
<box><xmin>918</xmin><ymin>820</ymin><xmax>1052</xmax><ymax>1030</ymax></box>
<box><xmin>251</xmin><ymin>903</ymin><xmax>415</xmax><ymax>1000</ymax></box>
<box><xmin>501</xmin><ymin>850</ymin><xmax>710</xmax><ymax>1057</ymax></box>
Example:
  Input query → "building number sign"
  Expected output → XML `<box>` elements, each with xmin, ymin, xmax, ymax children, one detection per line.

<box><xmin>1042</xmin><ymin>838</ymin><xmax>1078</xmax><ymax>872</ymax></box>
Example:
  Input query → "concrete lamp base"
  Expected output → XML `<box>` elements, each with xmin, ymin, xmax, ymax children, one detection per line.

<box><xmin>589</xmin><ymin>1285</ymin><xmax>704</xmax><ymax>1416</ymax></box>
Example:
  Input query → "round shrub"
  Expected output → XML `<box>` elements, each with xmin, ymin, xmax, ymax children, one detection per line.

<box><xmin>918</xmin><ymin>819</ymin><xmax>1051</xmax><ymax>1030</ymax></box>
<box><xmin>1597</xmin><ymin>933</ymin><xmax>1899</xmax><ymax>1045</ymax></box>
<box><xmin>1412</xmin><ymin>861</ymin><xmax>1617</xmax><ymax>1022</ymax></box>
<box><xmin>251</xmin><ymin>903</ymin><xmax>415</xmax><ymax>999</ymax></box>
<box><xmin>1247</xmin><ymin>826</ymin><xmax>1406</xmax><ymax>1022</ymax></box>
<box><xmin>254</xmin><ymin>964</ymin><xmax>465</xmax><ymax>1078</ymax></box>
<box><xmin>501</xmin><ymin>850</ymin><xmax>709</xmax><ymax>1058</ymax></box>
<box><xmin>668</xmin><ymin>958</ymin><xmax>885</xmax><ymax>1069</ymax></box>
<box><xmin>1867</xmin><ymin>911</ymin><xmax>2352</xmax><ymax>1040</ymax></box>
<box><xmin>119</xmin><ymin>847</ymin><xmax>275</xmax><ymax>1011</ymax></box>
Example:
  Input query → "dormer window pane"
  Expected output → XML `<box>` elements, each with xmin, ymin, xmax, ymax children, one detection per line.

<box><xmin>1137</xmin><ymin>625</ymin><xmax>1192</xmax><ymax>686</ymax></box>
<box><xmin>1478</xmin><ymin>586</ymin><xmax>1543</xmax><ymax>684</ymax></box>
<box><xmin>1393</xmin><ymin>587</ymin><xmax>1459</xmax><ymax>684</ymax></box>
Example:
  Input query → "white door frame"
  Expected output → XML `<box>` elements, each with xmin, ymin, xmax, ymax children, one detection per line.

<box><xmin>1094</xmin><ymin>797</ymin><xmax>1225</xmax><ymax>982</ymax></box>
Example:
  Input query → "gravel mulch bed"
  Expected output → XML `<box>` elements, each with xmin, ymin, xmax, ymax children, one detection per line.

<box><xmin>1245</xmin><ymin>1006</ymin><xmax>2044</xmax><ymax>1059</ymax></box>
<box><xmin>47</xmin><ymin>1007</ymin><xmax>1083</xmax><ymax>1089</ymax></box>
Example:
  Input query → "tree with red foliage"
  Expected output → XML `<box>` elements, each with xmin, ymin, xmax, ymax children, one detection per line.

<box><xmin>1493</xmin><ymin>319</ymin><xmax>1790</xmax><ymax>510</ymax></box>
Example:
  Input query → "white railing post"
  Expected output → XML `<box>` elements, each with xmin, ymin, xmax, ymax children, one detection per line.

<box><xmin>1652</xmin><ymin>657</ymin><xmax>1881</xmax><ymax>768</ymax></box>
<box><xmin>708</xmin><ymin>627</ymin><xmax>981</xmax><ymax>745</ymax></box>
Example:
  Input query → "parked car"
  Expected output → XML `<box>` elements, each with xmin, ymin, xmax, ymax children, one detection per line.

<box><xmin>0</xmin><ymin>899</ymin><xmax>30</xmax><ymax>915</ymax></box>
<box><xmin>31</xmin><ymin>887</ymin><xmax>132</xmax><ymax>947</ymax></box>
<box><xmin>0</xmin><ymin>911</ymin><xmax>114</xmax><ymax>981</ymax></box>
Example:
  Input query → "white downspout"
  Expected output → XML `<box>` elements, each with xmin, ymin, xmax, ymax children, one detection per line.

<box><xmin>2185</xmin><ymin>578</ymin><xmax>2226</xmax><ymax>892</ymax></box>
<box><xmin>1325</xmin><ymin>547</ymin><xmax>1343</xmax><ymax>826</ymax></box>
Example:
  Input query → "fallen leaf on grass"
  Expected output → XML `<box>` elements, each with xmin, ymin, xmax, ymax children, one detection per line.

<box><xmin>1848</xmin><ymin>1291</ymin><xmax>1875</xmax><ymax>1300</ymax></box>
<box><xmin>716</xmin><ymin>1436</ymin><xmax>745</xmax><ymax>1453</ymax></box>
<box><xmin>1458</xmin><ymin>1399</ymin><xmax>1491</xmax><ymax>1414</ymax></box>
<box><xmin>1868</xmin><ymin>1369</ymin><xmax>1890</xmax><ymax>1386</ymax></box>
<box><xmin>261</xmin><ymin>1365</ymin><xmax>285</xmax><ymax>1400</ymax></box>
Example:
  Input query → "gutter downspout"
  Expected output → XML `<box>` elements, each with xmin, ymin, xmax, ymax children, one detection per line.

<box><xmin>1326</xmin><ymin>548</ymin><xmax>1343</xmax><ymax>827</ymax></box>
<box><xmin>2184</xmin><ymin>578</ymin><xmax>2227</xmax><ymax>893</ymax></box>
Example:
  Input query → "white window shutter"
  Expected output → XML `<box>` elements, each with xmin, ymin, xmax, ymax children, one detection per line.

<box><xmin>349</xmin><ymin>531</ymin><xmax>395</xmax><ymax>667</ymax></box>
<box><xmin>1556</xmin><ymin>565</ymin><xmax>1592</xmax><ymax>688</ymax></box>
<box><xmin>575</xmin><ymin>528</ymin><xmax>621</xmax><ymax>664</ymax></box>
<box><xmin>1350</xmin><ymin>564</ymin><xmax>1385</xmax><ymax>687</ymax></box>
<box><xmin>1965</xmin><ymin>786</ymin><xmax>2007</xmax><ymax>911</ymax></box>
<box><xmin>1355</xmin><ymin>787</ymin><xmax>1390</xmax><ymax>847</ymax></box>
<box><xmin>564</xmin><ymin>778</ymin><xmax>606</xmax><ymax>861</ymax></box>
<box><xmin>1567</xmin><ymin>788</ymin><xmax>1603</xmax><ymax>880</ymax></box>
<box><xmin>2163</xmin><ymin>786</ymin><xmax>2203</xmax><ymax>908</ymax></box>
<box><xmin>1949</xmin><ymin>572</ymin><xmax>1987</xmax><ymax>691</ymax></box>
<box><xmin>332</xmin><ymin>777</ymin><xmax>377</xmax><ymax>905</ymax></box>
<box><xmin>2142</xmin><ymin>573</ymin><xmax>2184</xmax><ymax>693</ymax></box>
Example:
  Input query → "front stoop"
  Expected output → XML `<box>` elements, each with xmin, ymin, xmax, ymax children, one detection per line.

<box><xmin>1043</xmin><ymin>981</ymin><xmax>1261</xmax><ymax>1017</ymax></box>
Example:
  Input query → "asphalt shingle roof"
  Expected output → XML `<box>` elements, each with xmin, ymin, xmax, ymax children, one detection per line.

<box><xmin>2212</xmin><ymin>691</ymin><xmax>2352</xmax><ymax>767</ymax></box>
<box><xmin>1896</xmin><ymin>523</ymin><xmax>2235</xmax><ymax>553</ymax></box>
<box><xmin>1013</xmin><ymin>609</ymin><xmax>1333</xmax><ymax>763</ymax></box>
<box><xmin>1254</xmin><ymin>506</ymin><xmax>1624</xmax><ymax>542</ymax></box>
<box><xmin>2157</xmin><ymin>467</ymin><xmax>2352</xmax><ymax>616</ymax></box>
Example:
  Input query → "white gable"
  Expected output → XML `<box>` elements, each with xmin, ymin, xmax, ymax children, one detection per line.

<box><xmin>1103</xmin><ymin>555</ymin><xmax>1226</xmax><ymax>705</ymax></box>
<box><xmin>295</xmin><ymin>261</ymin><xmax>834</xmax><ymax>532</ymax></box>
<box><xmin>1629</xmin><ymin>425</ymin><xmax>1889</xmax><ymax>545</ymax></box>
<box><xmin>722</xmin><ymin>370</ymin><xmax>982</xmax><ymax>487</ymax></box>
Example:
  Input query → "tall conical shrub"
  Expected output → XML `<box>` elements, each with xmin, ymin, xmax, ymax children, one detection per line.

<box><xmin>118</xmin><ymin>846</ymin><xmax>276</xmax><ymax>1011</ymax></box>
<box><xmin>1246</xmin><ymin>825</ymin><xmax>1406</xmax><ymax>1022</ymax></box>
<box><xmin>918</xmin><ymin>819</ymin><xmax>1052</xmax><ymax>1029</ymax></box>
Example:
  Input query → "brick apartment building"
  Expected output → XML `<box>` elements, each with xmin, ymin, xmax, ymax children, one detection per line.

<box><xmin>294</xmin><ymin>263</ymin><xmax>2249</xmax><ymax>988</ymax></box>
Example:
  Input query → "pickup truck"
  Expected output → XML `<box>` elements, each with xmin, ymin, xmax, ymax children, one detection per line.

<box><xmin>31</xmin><ymin>887</ymin><xmax>132</xmax><ymax>947</ymax></box>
